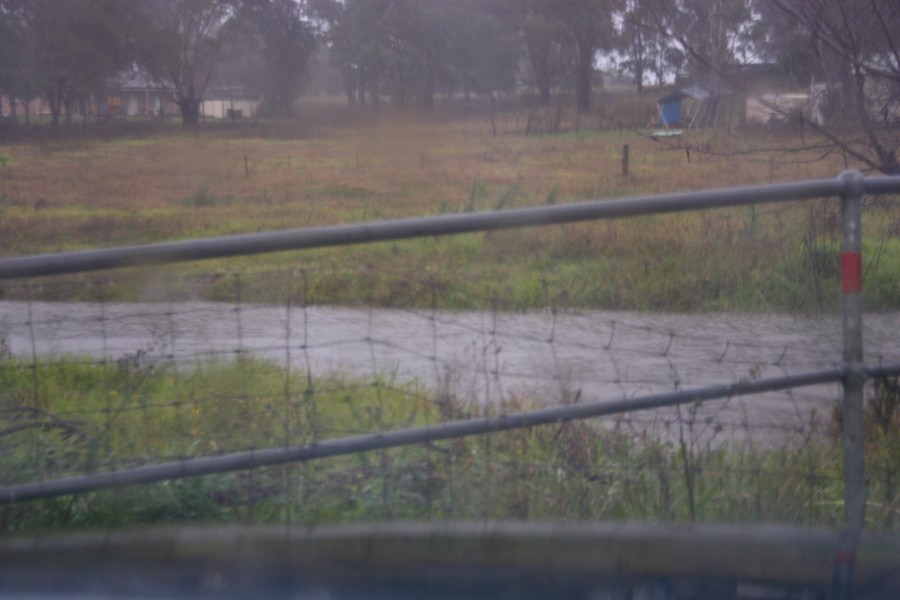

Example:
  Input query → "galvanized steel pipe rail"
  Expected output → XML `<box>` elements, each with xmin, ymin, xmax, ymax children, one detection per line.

<box><xmin>0</xmin><ymin>174</ymin><xmax>897</xmax><ymax>280</ymax></box>
<box><xmin>0</xmin><ymin>368</ymin><xmax>845</xmax><ymax>504</ymax></box>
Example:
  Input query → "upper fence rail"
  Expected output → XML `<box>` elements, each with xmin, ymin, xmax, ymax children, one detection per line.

<box><xmin>1</xmin><ymin>171</ymin><xmax>898</xmax><ymax>280</ymax></box>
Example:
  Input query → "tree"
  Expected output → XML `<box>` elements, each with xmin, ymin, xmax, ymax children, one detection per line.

<box><xmin>311</xmin><ymin>0</ymin><xmax>391</xmax><ymax>107</ymax></box>
<box><xmin>766</xmin><ymin>0</ymin><xmax>900</xmax><ymax>174</ymax></box>
<box><xmin>0</xmin><ymin>0</ymin><xmax>26</xmax><ymax>116</ymax></box>
<box><xmin>572</xmin><ymin>1</ymin><xmax>617</xmax><ymax>112</ymax></box>
<box><xmin>226</xmin><ymin>0</ymin><xmax>316</xmax><ymax>117</ymax></box>
<box><xmin>520</xmin><ymin>0</ymin><xmax>617</xmax><ymax>113</ymax></box>
<box><xmin>515</xmin><ymin>0</ymin><xmax>567</xmax><ymax>105</ymax></box>
<box><xmin>749</xmin><ymin>0</ymin><xmax>819</xmax><ymax>89</ymax></box>
<box><xmin>432</xmin><ymin>0</ymin><xmax>520</xmax><ymax>101</ymax></box>
<box><xmin>317</xmin><ymin>0</ymin><xmax>518</xmax><ymax>109</ymax></box>
<box><xmin>618</xmin><ymin>0</ymin><xmax>673</xmax><ymax>92</ymax></box>
<box><xmin>10</xmin><ymin>0</ymin><xmax>133</xmax><ymax>131</ymax></box>
<box><xmin>508</xmin><ymin>0</ymin><xmax>618</xmax><ymax>112</ymax></box>
<box><xmin>649</xmin><ymin>0</ymin><xmax>753</xmax><ymax>88</ymax></box>
<box><xmin>137</xmin><ymin>0</ymin><xmax>237</xmax><ymax>127</ymax></box>
<box><xmin>382</xmin><ymin>0</ymin><xmax>441</xmax><ymax>108</ymax></box>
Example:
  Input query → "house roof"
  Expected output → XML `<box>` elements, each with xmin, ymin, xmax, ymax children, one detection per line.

<box><xmin>204</xmin><ymin>85</ymin><xmax>260</xmax><ymax>101</ymax></box>
<box><xmin>104</xmin><ymin>68</ymin><xmax>259</xmax><ymax>99</ymax></box>
<box><xmin>107</xmin><ymin>69</ymin><xmax>169</xmax><ymax>92</ymax></box>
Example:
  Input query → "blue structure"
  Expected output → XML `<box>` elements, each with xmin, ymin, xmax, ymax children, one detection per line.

<box><xmin>657</xmin><ymin>91</ymin><xmax>687</xmax><ymax>127</ymax></box>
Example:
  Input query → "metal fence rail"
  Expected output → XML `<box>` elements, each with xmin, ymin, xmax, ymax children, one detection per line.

<box><xmin>0</xmin><ymin>368</ymin><xmax>850</xmax><ymax>504</ymax></box>
<box><xmin>2</xmin><ymin>522</ymin><xmax>899</xmax><ymax>596</ymax></box>
<box><xmin>0</xmin><ymin>174</ymin><xmax>895</xmax><ymax>280</ymax></box>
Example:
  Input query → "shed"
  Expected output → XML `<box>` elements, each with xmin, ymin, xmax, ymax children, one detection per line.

<box><xmin>657</xmin><ymin>91</ymin><xmax>687</xmax><ymax>128</ymax></box>
<box><xmin>668</xmin><ymin>84</ymin><xmax>740</xmax><ymax>130</ymax></box>
<box><xmin>200</xmin><ymin>85</ymin><xmax>261</xmax><ymax>120</ymax></box>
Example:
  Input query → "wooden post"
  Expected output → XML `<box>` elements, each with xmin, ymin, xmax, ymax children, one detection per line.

<box><xmin>622</xmin><ymin>144</ymin><xmax>629</xmax><ymax>176</ymax></box>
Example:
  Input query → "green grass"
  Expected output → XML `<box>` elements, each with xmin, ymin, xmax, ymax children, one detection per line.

<box><xmin>1</xmin><ymin>201</ymin><xmax>895</xmax><ymax>312</ymax></box>
<box><xmin>2</xmin><ymin>356</ymin><xmax>898</xmax><ymax>534</ymax></box>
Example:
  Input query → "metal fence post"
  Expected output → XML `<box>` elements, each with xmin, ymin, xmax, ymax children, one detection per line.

<box><xmin>834</xmin><ymin>170</ymin><xmax>866</xmax><ymax>596</ymax></box>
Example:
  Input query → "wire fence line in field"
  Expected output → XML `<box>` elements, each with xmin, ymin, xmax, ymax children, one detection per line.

<box><xmin>0</xmin><ymin>172</ymin><xmax>897</xmax><ymax>540</ymax></box>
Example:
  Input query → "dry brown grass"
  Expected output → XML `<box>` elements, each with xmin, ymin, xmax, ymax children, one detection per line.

<box><xmin>0</xmin><ymin>105</ymin><xmax>852</xmax><ymax>227</ymax></box>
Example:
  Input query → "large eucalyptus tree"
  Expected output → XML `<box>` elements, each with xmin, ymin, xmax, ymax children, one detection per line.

<box><xmin>135</xmin><ymin>0</ymin><xmax>238</xmax><ymax>127</ymax></box>
<box><xmin>765</xmin><ymin>0</ymin><xmax>900</xmax><ymax>174</ymax></box>
<box><xmin>225</xmin><ymin>0</ymin><xmax>317</xmax><ymax>117</ymax></box>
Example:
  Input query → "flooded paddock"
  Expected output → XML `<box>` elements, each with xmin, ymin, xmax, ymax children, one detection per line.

<box><xmin>2</xmin><ymin>301</ymin><xmax>896</xmax><ymax>446</ymax></box>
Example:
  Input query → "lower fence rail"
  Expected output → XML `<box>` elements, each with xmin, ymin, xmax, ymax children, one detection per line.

<box><xmin>0</xmin><ymin>368</ymin><xmax>849</xmax><ymax>504</ymax></box>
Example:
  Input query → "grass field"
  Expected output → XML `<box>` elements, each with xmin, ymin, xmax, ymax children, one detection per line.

<box><xmin>1</xmin><ymin>98</ymin><xmax>897</xmax><ymax>311</ymax></box>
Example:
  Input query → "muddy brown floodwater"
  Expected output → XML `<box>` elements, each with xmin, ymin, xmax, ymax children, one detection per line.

<box><xmin>1</xmin><ymin>301</ymin><xmax>897</xmax><ymax>446</ymax></box>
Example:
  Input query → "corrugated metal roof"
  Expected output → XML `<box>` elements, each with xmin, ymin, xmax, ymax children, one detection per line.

<box><xmin>657</xmin><ymin>90</ymin><xmax>688</xmax><ymax>103</ymax></box>
<box><xmin>107</xmin><ymin>69</ymin><xmax>168</xmax><ymax>91</ymax></box>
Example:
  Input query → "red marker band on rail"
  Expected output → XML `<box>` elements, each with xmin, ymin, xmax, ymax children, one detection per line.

<box><xmin>842</xmin><ymin>252</ymin><xmax>862</xmax><ymax>294</ymax></box>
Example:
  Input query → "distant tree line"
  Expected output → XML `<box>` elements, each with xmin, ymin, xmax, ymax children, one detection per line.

<box><xmin>0</xmin><ymin>0</ymin><xmax>897</xmax><ymax>171</ymax></box>
<box><xmin>0</xmin><ymin>0</ymin><xmax>315</xmax><ymax>128</ymax></box>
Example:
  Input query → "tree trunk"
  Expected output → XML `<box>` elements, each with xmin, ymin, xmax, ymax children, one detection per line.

<box><xmin>47</xmin><ymin>77</ymin><xmax>71</xmax><ymax>133</ymax></box>
<box><xmin>48</xmin><ymin>91</ymin><xmax>62</xmax><ymax>133</ymax></box>
<box><xmin>529</xmin><ymin>46</ymin><xmax>552</xmax><ymax>106</ymax></box>
<box><xmin>371</xmin><ymin>69</ymin><xmax>380</xmax><ymax>108</ymax></box>
<box><xmin>421</xmin><ymin>50</ymin><xmax>435</xmax><ymax>108</ymax></box>
<box><xmin>632</xmin><ymin>33</ymin><xmax>645</xmax><ymax>94</ymax></box>
<box><xmin>343</xmin><ymin>64</ymin><xmax>357</xmax><ymax>106</ymax></box>
<box><xmin>539</xmin><ymin>80</ymin><xmax>552</xmax><ymax>105</ymax></box>
<box><xmin>64</xmin><ymin>94</ymin><xmax>74</xmax><ymax>127</ymax></box>
<box><xmin>179</xmin><ymin>97</ymin><xmax>201</xmax><ymax>127</ymax></box>
<box><xmin>575</xmin><ymin>37</ymin><xmax>594</xmax><ymax>113</ymax></box>
<box><xmin>359</xmin><ymin>68</ymin><xmax>367</xmax><ymax>108</ymax></box>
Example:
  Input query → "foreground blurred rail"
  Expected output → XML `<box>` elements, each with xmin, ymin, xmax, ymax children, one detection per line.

<box><xmin>1</xmin><ymin>522</ymin><xmax>899</xmax><ymax>598</ymax></box>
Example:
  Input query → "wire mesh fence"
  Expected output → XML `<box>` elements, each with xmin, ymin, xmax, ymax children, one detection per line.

<box><xmin>0</xmin><ymin>266</ymin><xmax>896</xmax><ymax>532</ymax></box>
<box><xmin>0</xmin><ymin>174</ymin><xmax>897</xmax><ymax>546</ymax></box>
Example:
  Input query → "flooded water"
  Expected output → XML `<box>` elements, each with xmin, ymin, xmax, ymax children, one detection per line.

<box><xmin>1</xmin><ymin>301</ymin><xmax>897</xmax><ymax>445</ymax></box>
